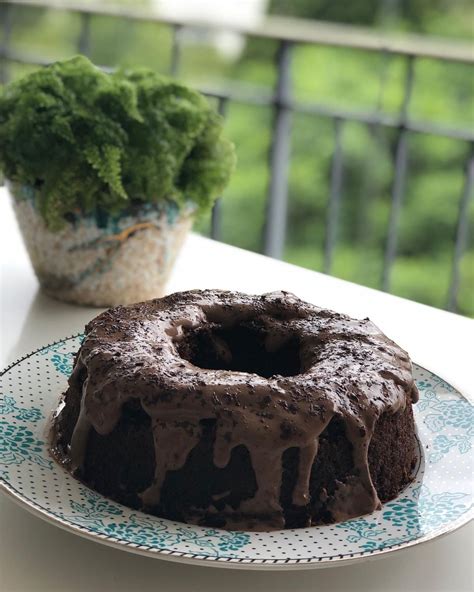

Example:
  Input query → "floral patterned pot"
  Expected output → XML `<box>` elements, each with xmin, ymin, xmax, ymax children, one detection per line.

<box><xmin>8</xmin><ymin>182</ymin><xmax>194</xmax><ymax>307</ymax></box>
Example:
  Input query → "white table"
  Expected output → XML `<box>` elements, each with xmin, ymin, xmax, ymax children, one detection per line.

<box><xmin>0</xmin><ymin>190</ymin><xmax>472</xmax><ymax>592</ymax></box>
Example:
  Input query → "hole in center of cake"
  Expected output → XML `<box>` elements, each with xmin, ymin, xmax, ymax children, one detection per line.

<box><xmin>177</xmin><ymin>321</ymin><xmax>301</xmax><ymax>378</ymax></box>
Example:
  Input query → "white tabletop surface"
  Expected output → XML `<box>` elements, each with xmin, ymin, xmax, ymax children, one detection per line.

<box><xmin>0</xmin><ymin>188</ymin><xmax>473</xmax><ymax>592</ymax></box>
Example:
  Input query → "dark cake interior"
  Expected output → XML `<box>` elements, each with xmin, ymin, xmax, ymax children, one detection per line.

<box><xmin>52</xmin><ymin>290</ymin><xmax>418</xmax><ymax>531</ymax></box>
<box><xmin>177</xmin><ymin>320</ymin><xmax>302</xmax><ymax>378</ymax></box>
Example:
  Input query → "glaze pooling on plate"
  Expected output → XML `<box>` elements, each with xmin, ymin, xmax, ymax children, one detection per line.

<box><xmin>0</xmin><ymin>335</ymin><xmax>472</xmax><ymax>568</ymax></box>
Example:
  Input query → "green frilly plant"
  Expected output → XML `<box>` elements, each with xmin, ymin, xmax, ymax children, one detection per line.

<box><xmin>0</xmin><ymin>56</ymin><xmax>235</xmax><ymax>230</ymax></box>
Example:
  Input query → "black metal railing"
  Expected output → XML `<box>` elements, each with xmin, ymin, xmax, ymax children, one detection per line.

<box><xmin>1</xmin><ymin>0</ymin><xmax>473</xmax><ymax>312</ymax></box>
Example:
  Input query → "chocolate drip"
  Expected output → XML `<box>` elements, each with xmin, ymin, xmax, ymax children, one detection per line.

<box><xmin>141</xmin><ymin>419</ymin><xmax>202</xmax><ymax>507</ymax></box>
<box><xmin>64</xmin><ymin>290</ymin><xmax>418</xmax><ymax>529</ymax></box>
<box><xmin>292</xmin><ymin>440</ymin><xmax>319</xmax><ymax>507</ymax></box>
<box><xmin>69</xmin><ymin>377</ymin><xmax>91</xmax><ymax>472</ymax></box>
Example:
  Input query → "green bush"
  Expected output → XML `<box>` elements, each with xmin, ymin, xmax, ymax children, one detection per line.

<box><xmin>0</xmin><ymin>55</ymin><xmax>235</xmax><ymax>229</ymax></box>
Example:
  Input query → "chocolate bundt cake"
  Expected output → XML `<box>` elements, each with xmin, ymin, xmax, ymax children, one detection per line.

<box><xmin>52</xmin><ymin>290</ymin><xmax>419</xmax><ymax>531</ymax></box>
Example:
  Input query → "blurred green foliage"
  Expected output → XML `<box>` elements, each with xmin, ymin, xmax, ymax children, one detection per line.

<box><xmin>1</xmin><ymin>1</ymin><xmax>473</xmax><ymax>315</ymax></box>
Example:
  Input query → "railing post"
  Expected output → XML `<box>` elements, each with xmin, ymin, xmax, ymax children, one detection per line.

<box><xmin>210</xmin><ymin>96</ymin><xmax>228</xmax><ymax>241</ymax></box>
<box><xmin>447</xmin><ymin>147</ymin><xmax>474</xmax><ymax>312</ymax></box>
<box><xmin>169</xmin><ymin>24</ymin><xmax>182</xmax><ymax>77</ymax></box>
<box><xmin>382</xmin><ymin>54</ymin><xmax>415</xmax><ymax>292</ymax></box>
<box><xmin>77</xmin><ymin>12</ymin><xmax>91</xmax><ymax>56</ymax></box>
<box><xmin>262</xmin><ymin>39</ymin><xmax>293</xmax><ymax>259</ymax></box>
<box><xmin>0</xmin><ymin>3</ymin><xmax>12</xmax><ymax>85</ymax></box>
<box><xmin>355</xmin><ymin>50</ymin><xmax>392</xmax><ymax>247</ymax></box>
<box><xmin>323</xmin><ymin>117</ymin><xmax>345</xmax><ymax>274</ymax></box>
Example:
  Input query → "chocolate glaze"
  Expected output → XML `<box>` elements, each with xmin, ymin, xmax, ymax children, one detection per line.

<box><xmin>58</xmin><ymin>290</ymin><xmax>418</xmax><ymax>530</ymax></box>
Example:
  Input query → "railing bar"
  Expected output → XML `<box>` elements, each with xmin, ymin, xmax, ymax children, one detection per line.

<box><xmin>374</xmin><ymin>50</ymin><xmax>391</xmax><ymax>112</ymax></box>
<box><xmin>0</xmin><ymin>2</ymin><xmax>9</xmax><ymax>185</ymax></box>
<box><xmin>0</xmin><ymin>3</ymin><xmax>13</xmax><ymax>85</ymax></box>
<box><xmin>382</xmin><ymin>130</ymin><xmax>409</xmax><ymax>291</ymax></box>
<box><xmin>1</xmin><ymin>49</ymin><xmax>51</xmax><ymax>67</ymax></box>
<box><xmin>397</xmin><ymin>119</ymin><xmax>473</xmax><ymax>143</ymax></box>
<box><xmin>4</xmin><ymin>0</ymin><xmax>474</xmax><ymax>64</ymax></box>
<box><xmin>355</xmin><ymin>50</ymin><xmax>392</xmax><ymax>247</ymax></box>
<box><xmin>400</xmin><ymin>55</ymin><xmax>415</xmax><ymax>119</ymax></box>
<box><xmin>169</xmin><ymin>24</ymin><xmax>182</xmax><ymax>77</ymax></box>
<box><xmin>323</xmin><ymin>118</ymin><xmax>344</xmax><ymax>274</ymax></box>
<box><xmin>382</xmin><ymin>55</ymin><xmax>415</xmax><ymax>291</ymax></box>
<box><xmin>210</xmin><ymin>193</ymin><xmax>222</xmax><ymax>241</ymax></box>
<box><xmin>2</xmin><ymin>48</ymin><xmax>473</xmax><ymax>143</ymax></box>
<box><xmin>447</xmin><ymin>148</ymin><xmax>474</xmax><ymax>312</ymax></box>
<box><xmin>262</xmin><ymin>40</ymin><xmax>293</xmax><ymax>259</ymax></box>
<box><xmin>210</xmin><ymin>97</ymin><xmax>228</xmax><ymax>241</ymax></box>
<box><xmin>77</xmin><ymin>11</ymin><xmax>91</xmax><ymax>56</ymax></box>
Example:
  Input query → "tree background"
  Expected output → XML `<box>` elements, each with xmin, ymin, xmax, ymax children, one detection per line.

<box><xmin>2</xmin><ymin>0</ymin><xmax>473</xmax><ymax>315</ymax></box>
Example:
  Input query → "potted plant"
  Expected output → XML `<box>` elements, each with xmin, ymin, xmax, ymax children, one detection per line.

<box><xmin>0</xmin><ymin>56</ymin><xmax>235</xmax><ymax>306</ymax></box>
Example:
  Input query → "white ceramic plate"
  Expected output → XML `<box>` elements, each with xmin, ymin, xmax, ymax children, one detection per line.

<box><xmin>1</xmin><ymin>335</ymin><xmax>472</xmax><ymax>570</ymax></box>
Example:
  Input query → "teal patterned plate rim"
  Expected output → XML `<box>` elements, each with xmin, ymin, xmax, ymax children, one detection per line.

<box><xmin>1</xmin><ymin>335</ymin><xmax>473</xmax><ymax>570</ymax></box>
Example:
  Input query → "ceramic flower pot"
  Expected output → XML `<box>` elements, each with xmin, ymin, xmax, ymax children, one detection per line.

<box><xmin>8</xmin><ymin>182</ymin><xmax>194</xmax><ymax>307</ymax></box>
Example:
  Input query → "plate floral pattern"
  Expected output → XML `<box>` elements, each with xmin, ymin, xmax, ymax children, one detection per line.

<box><xmin>0</xmin><ymin>335</ymin><xmax>472</xmax><ymax>569</ymax></box>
